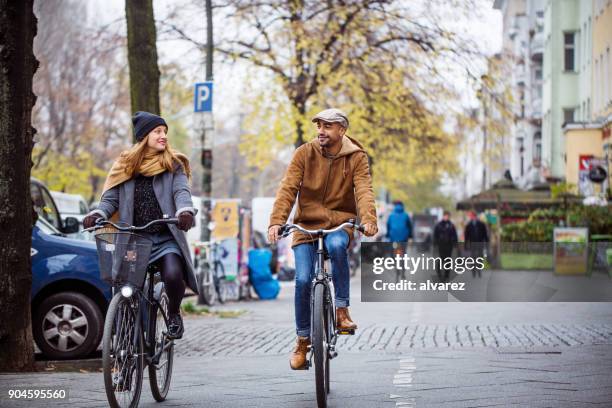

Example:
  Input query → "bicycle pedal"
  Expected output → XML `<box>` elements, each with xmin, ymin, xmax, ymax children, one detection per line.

<box><xmin>336</xmin><ymin>329</ymin><xmax>355</xmax><ymax>335</ymax></box>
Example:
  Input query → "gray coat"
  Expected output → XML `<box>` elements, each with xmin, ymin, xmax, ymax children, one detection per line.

<box><xmin>89</xmin><ymin>164</ymin><xmax>199</xmax><ymax>293</ymax></box>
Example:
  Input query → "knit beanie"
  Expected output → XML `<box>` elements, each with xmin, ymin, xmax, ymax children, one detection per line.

<box><xmin>132</xmin><ymin>111</ymin><xmax>168</xmax><ymax>142</ymax></box>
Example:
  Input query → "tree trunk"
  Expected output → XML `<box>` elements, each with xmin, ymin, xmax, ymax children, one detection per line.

<box><xmin>125</xmin><ymin>0</ymin><xmax>160</xmax><ymax>140</ymax></box>
<box><xmin>0</xmin><ymin>0</ymin><xmax>38</xmax><ymax>372</ymax></box>
<box><xmin>293</xmin><ymin>100</ymin><xmax>306</xmax><ymax>148</ymax></box>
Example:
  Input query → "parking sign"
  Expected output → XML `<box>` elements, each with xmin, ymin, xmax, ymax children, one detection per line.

<box><xmin>194</xmin><ymin>82</ymin><xmax>213</xmax><ymax>112</ymax></box>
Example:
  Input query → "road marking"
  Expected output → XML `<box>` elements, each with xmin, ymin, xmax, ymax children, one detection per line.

<box><xmin>392</xmin><ymin>357</ymin><xmax>417</xmax><ymax>405</ymax></box>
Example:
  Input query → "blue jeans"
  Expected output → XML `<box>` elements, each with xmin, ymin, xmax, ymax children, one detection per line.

<box><xmin>293</xmin><ymin>230</ymin><xmax>350</xmax><ymax>338</ymax></box>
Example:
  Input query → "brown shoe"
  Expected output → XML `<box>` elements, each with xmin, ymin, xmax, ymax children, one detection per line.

<box><xmin>289</xmin><ymin>336</ymin><xmax>310</xmax><ymax>370</ymax></box>
<box><xmin>336</xmin><ymin>307</ymin><xmax>357</xmax><ymax>331</ymax></box>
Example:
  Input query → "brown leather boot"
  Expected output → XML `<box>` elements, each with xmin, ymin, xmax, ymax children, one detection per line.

<box><xmin>336</xmin><ymin>307</ymin><xmax>357</xmax><ymax>331</ymax></box>
<box><xmin>289</xmin><ymin>336</ymin><xmax>310</xmax><ymax>370</ymax></box>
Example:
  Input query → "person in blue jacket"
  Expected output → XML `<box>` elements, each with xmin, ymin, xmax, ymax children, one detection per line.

<box><xmin>386</xmin><ymin>201</ymin><xmax>413</xmax><ymax>244</ymax></box>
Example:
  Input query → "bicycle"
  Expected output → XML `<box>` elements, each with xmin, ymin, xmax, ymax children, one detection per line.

<box><xmin>194</xmin><ymin>240</ymin><xmax>229</xmax><ymax>305</ymax></box>
<box><xmin>85</xmin><ymin>216</ymin><xmax>177</xmax><ymax>408</ymax></box>
<box><xmin>278</xmin><ymin>220</ymin><xmax>364</xmax><ymax>408</ymax></box>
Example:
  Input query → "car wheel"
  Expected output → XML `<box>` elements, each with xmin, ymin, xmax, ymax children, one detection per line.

<box><xmin>33</xmin><ymin>291</ymin><xmax>103</xmax><ymax>360</ymax></box>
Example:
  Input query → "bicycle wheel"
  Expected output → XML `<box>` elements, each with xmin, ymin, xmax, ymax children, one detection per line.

<box><xmin>214</xmin><ymin>262</ymin><xmax>227</xmax><ymax>304</ymax></box>
<box><xmin>325</xmin><ymin>299</ymin><xmax>333</xmax><ymax>395</ymax></box>
<box><xmin>197</xmin><ymin>263</ymin><xmax>217</xmax><ymax>306</ymax></box>
<box><xmin>148</xmin><ymin>290</ymin><xmax>174</xmax><ymax>401</ymax></box>
<box><xmin>312</xmin><ymin>283</ymin><xmax>328</xmax><ymax>408</ymax></box>
<box><xmin>103</xmin><ymin>293</ymin><xmax>143</xmax><ymax>408</ymax></box>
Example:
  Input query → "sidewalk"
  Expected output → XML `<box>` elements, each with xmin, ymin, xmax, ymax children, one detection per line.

<box><xmin>1</xmin><ymin>277</ymin><xmax>611</xmax><ymax>406</ymax></box>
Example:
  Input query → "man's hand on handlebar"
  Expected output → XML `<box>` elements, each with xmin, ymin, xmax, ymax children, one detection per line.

<box><xmin>362</xmin><ymin>223</ymin><xmax>377</xmax><ymax>237</ymax></box>
<box><xmin>268</xmin><ymin>225</ymin><xmax>281</xmax><ymax>244</ymax></box>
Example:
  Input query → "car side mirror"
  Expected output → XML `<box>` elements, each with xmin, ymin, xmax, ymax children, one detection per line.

<box><xmin>62</xmin><ymin>217</ymin><xmax>80</xmax><ymax>234</ymax></box>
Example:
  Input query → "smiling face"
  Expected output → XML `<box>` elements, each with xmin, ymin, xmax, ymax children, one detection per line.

<box><xmin>316</xmin><ymin>120</ymin><xmax>345</xmax><ymax>151</ymax></box>
<box><xmin>146</xmin><ymin>125</ymin><xmax>168</xmax><ymax>151</ymax></box>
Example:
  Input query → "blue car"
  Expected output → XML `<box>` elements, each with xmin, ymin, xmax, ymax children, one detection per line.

<box><xmin>30</xmin><ymin>179</ymin><xmax>110</xmax><ymax>359</ymax></box>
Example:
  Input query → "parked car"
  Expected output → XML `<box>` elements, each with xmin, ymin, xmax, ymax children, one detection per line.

<box><xmin>30</xmin><ymin>178</ymin><xmax>110</xmax><ymax>359</ymax></box>
<box><xmin>31</xmin><ymin>178</ymin><xmax>80</xmax><ymax>235</ymax></box>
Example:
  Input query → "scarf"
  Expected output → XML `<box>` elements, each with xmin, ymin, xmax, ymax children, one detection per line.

<box><xmin>102</xmin><ymin>147</ymin><xmax>190</xmax><ymax>194</ymax></box>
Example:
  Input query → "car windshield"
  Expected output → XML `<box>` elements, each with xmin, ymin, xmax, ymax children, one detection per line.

<box><xmin>37</xmin><ymin>216</ymin><xmax>62</xmax><ymax>235</ymax></box>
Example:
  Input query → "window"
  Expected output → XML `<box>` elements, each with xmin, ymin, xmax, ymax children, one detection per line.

<box><xmin>534</xmin><ymin>132</ymin><xmax>542</xmax><ymax>161</ymax></box>
<box><xmin>563</xmin><ymin>108</ymin><xmax>575</xmax><ymax>125</ymax></box>
<box><xmin>564</xmin><ymin>32</ymin><xmax>576</xmax><ymax>71</ymax></box>
<box><xmin>535</xmin><ymin>65</ymin><xmax>543</xmax><ymax>80</ymax></box>
<box><xmin>31</xmin><ymin>183</ymin><xmax>61</xmax><ymax>230</ymax></box>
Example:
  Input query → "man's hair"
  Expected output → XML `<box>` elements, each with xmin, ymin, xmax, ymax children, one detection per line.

<box><xmin>443</xmin><ymin>210</ymin><xmax>450</xmax><ymax>216</ymax></box>
<box><xmin>393</xmin><ymin>200</ymin><xmax>403</xmax><ymax>206</ymax></box>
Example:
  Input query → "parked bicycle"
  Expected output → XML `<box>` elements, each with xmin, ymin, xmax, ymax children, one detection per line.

<box><xmin>278</xmin><ymin>220</ymin><xmax>364</xmax><ymax>408</ymax></box>
<box><xmin>194</xmin><ymin>240</ymin><xmax>229</xmax><ymax>306</ymax></box>
<box><xmin>85</xmin><ymin>216</ymin><xmax>177</xmax><ymax>408</ymax></box>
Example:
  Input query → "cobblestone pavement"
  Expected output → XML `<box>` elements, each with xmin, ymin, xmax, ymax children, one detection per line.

<box><xmin>179</xmin><ymin>321</ymin><xmax>612</xmax><ymax>357</ymax></box>
<box><xmin>2</xmin><ymin>278</ymin><xmax>612</xmax><ymax>407</ymax></box>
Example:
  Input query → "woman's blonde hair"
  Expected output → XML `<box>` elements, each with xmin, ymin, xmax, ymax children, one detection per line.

<box><xmin>119</xmin><ymin>136</ymin><xmax>192</xmax><ymax>180</ymax></box>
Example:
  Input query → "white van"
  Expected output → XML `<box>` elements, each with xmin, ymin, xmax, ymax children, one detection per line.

<box><xmin>50</xmin><ymin>191</ymin><xmax>89</xmax><ymax>224</ymax></box>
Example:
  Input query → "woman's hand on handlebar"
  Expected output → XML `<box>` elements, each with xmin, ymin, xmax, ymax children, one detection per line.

<box><xmin>83</xmin><ymin>213</ymin><xmax>103</xmax><ymax>229</ymax></box>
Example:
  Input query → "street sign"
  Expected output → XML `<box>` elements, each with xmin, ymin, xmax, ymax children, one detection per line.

<box><xmin>194</xmin><ymin>82</ymin><xmax>213</xmax><ymax>112</ymax></box>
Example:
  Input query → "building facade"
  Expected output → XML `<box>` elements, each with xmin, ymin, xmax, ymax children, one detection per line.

<box><xmin>493</xmin><ymin>0</ymin><xmax>545</xmax><ymax>188</ymax></box>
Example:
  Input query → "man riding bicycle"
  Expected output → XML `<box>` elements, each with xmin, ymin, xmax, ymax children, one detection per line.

<box><xmin>267</xmin><ymin>108</ymin><xmax>377</xmax><ymax>370</ymax></box>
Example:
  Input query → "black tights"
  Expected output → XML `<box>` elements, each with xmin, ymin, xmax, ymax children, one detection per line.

<box><xmin>157</xmin><ymin>253</ymin><xmax>186</xmax><ymax>315</ymax></box>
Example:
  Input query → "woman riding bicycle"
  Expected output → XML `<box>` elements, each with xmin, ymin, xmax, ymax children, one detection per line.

<box><xmin>83</xmin><ymin>111</ymin><xmax>198</xmax><ymax>339</ymax></box>
<box><xmin>267</xmin><ymin>108</ymin><xmax>378</xmax><ymax>370</ymax></box>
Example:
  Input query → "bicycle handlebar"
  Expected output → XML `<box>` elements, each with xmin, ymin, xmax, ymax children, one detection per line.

<box><xmin>83</xmin><ymin>217</ymin><xmax>179</xmax><ymax>233</ymax></box>
<box><xmin>279</xmin><ymin>220</ymin><xmax>364</xmax><ymax>239</ymax></box>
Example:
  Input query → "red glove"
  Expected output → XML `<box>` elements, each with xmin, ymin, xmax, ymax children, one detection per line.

<box><xmin>83</xmin><ymin>213</ymin><xmax>103</xmax><ymax>229</ymax></box>
<box><xmin>177</xmin><ymin>212</ymin><xmax>194</xmax><ymax>231</ymax></box>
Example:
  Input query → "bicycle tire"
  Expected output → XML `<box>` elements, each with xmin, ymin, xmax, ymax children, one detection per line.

<box><xmin>325</xmin><ymin>300</ymin><xmax>333</xmax><ymax>394</ymax></box>
<box><xmin>103</xmin><ymin>293</ymin><xmax>144</xmax><ymax>408</ymax></box>
<box><xmin>148</xmin><ymin>290</ymin><xmax>174</xmax><ymax>401</ymax></box>
<box><xmin>313</xmin><ymin>283</ymin><xmax>328</xmax><ymax>408</ymax></box>
<box><xmin>197</xmin><ymin>263</ymin><xmax>217</xmax><ymax>306</ymax></box>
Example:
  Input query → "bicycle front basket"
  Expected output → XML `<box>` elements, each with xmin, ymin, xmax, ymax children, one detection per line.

<box><xmin>95</xmin><ymin>231</ymin><xmax>153</xmax><ymax>288</ymax></box>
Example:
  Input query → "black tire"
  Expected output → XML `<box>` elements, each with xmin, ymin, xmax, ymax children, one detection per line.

<box><xmin>103</xmin><ymin>293</ymin><xmax>143</xmax><ymax>408</ymax></box>
<box><xmin>33</xmin><ymin>291</ymin><xmax>103</xmax><ymax>360</ymax></box>
<box><xmin>312</xmin><ymin>283</ymin><xmax>328</xmax><ymax>408</ymax></box>
<box><xmin>149</xmin><ymin>290</ymin><xmax>174</xmax><ymax>401</ymax></box>
<box><xmin>325</xmin><ymin>302</ymin><xmax>333</xmax><ymax>395</ymax></box>
<box><xmin>214</xmin><ymin>262</ymin><xmax>227</xmax><ymax>304</ymax></box>
<box><xmin>197</xmin><ymin>264</ymin><xmax>216</xmax><ymax>306</ymax></box>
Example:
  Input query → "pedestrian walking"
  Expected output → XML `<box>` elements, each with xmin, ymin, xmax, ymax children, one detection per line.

<box><xmin>433</xmin><ymin>210</ymin><xmax>458</xmax><ymax>282</ymax></box>
<box><xmin>463</xmin><ymin>210</ymin><xmax>489</xmax><ymax>278</ymax></box>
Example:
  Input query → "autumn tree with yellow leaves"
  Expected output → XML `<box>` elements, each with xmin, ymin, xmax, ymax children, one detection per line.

<box><xmin>166</xmin><ymin>0</ymin><xmax>486</xmax><ymax>210</ymax></box>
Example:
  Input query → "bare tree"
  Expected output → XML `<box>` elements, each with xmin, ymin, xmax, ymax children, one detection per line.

<box><xmin>32</xmin><ymin>0</ymin><xmax>130</xmax><ymax>201</ymax></box>
<box><xmin>0</xmin><ymin>0</ymin><xmax>38</xmax><ymax>372</ymax></box>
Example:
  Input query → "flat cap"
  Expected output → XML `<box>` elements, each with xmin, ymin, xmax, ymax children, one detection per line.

<box><xmin>311</xmin><ymin>108</ymin><xmax>349</xmax><ymax>129</ymax></box>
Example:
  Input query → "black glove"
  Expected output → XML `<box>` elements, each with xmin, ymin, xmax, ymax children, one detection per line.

<box><xmin>83</xmin><ymin>213</ymin><xmax>103</xmax><ymax>229</ymax></box>
<box><xmin>177</xmin><ymin>212</ymin><xmax>194</xmax><ymax>232</ymax></box>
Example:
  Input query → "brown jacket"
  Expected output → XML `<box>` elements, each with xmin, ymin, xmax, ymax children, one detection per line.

<box><xmin>269</xmin><ymin>135</ymin><xmax>378</xmax><ymax>247</ymax></box>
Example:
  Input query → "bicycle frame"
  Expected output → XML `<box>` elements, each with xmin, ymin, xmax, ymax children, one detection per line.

<box><xmin>308</xmin><ymin>233</ymin><xmax>337</xmax><ymax>366</ymax></box>
<box><xmin>115</xmin><ymin>269</ymin><xmax>172</xmax><ymax>369</ymax></box>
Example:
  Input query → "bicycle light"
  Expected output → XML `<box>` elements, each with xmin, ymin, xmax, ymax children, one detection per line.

<box><xmin>120</xmin><ymin>285</ymin><xmax>133</xmax><ymax>298</ymax></box>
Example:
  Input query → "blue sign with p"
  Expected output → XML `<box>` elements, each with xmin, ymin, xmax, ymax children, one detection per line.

<box><xmin>194</xmin><ymin>82</ymin><xmax>213</xmax><ymax>112</ymax></box>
